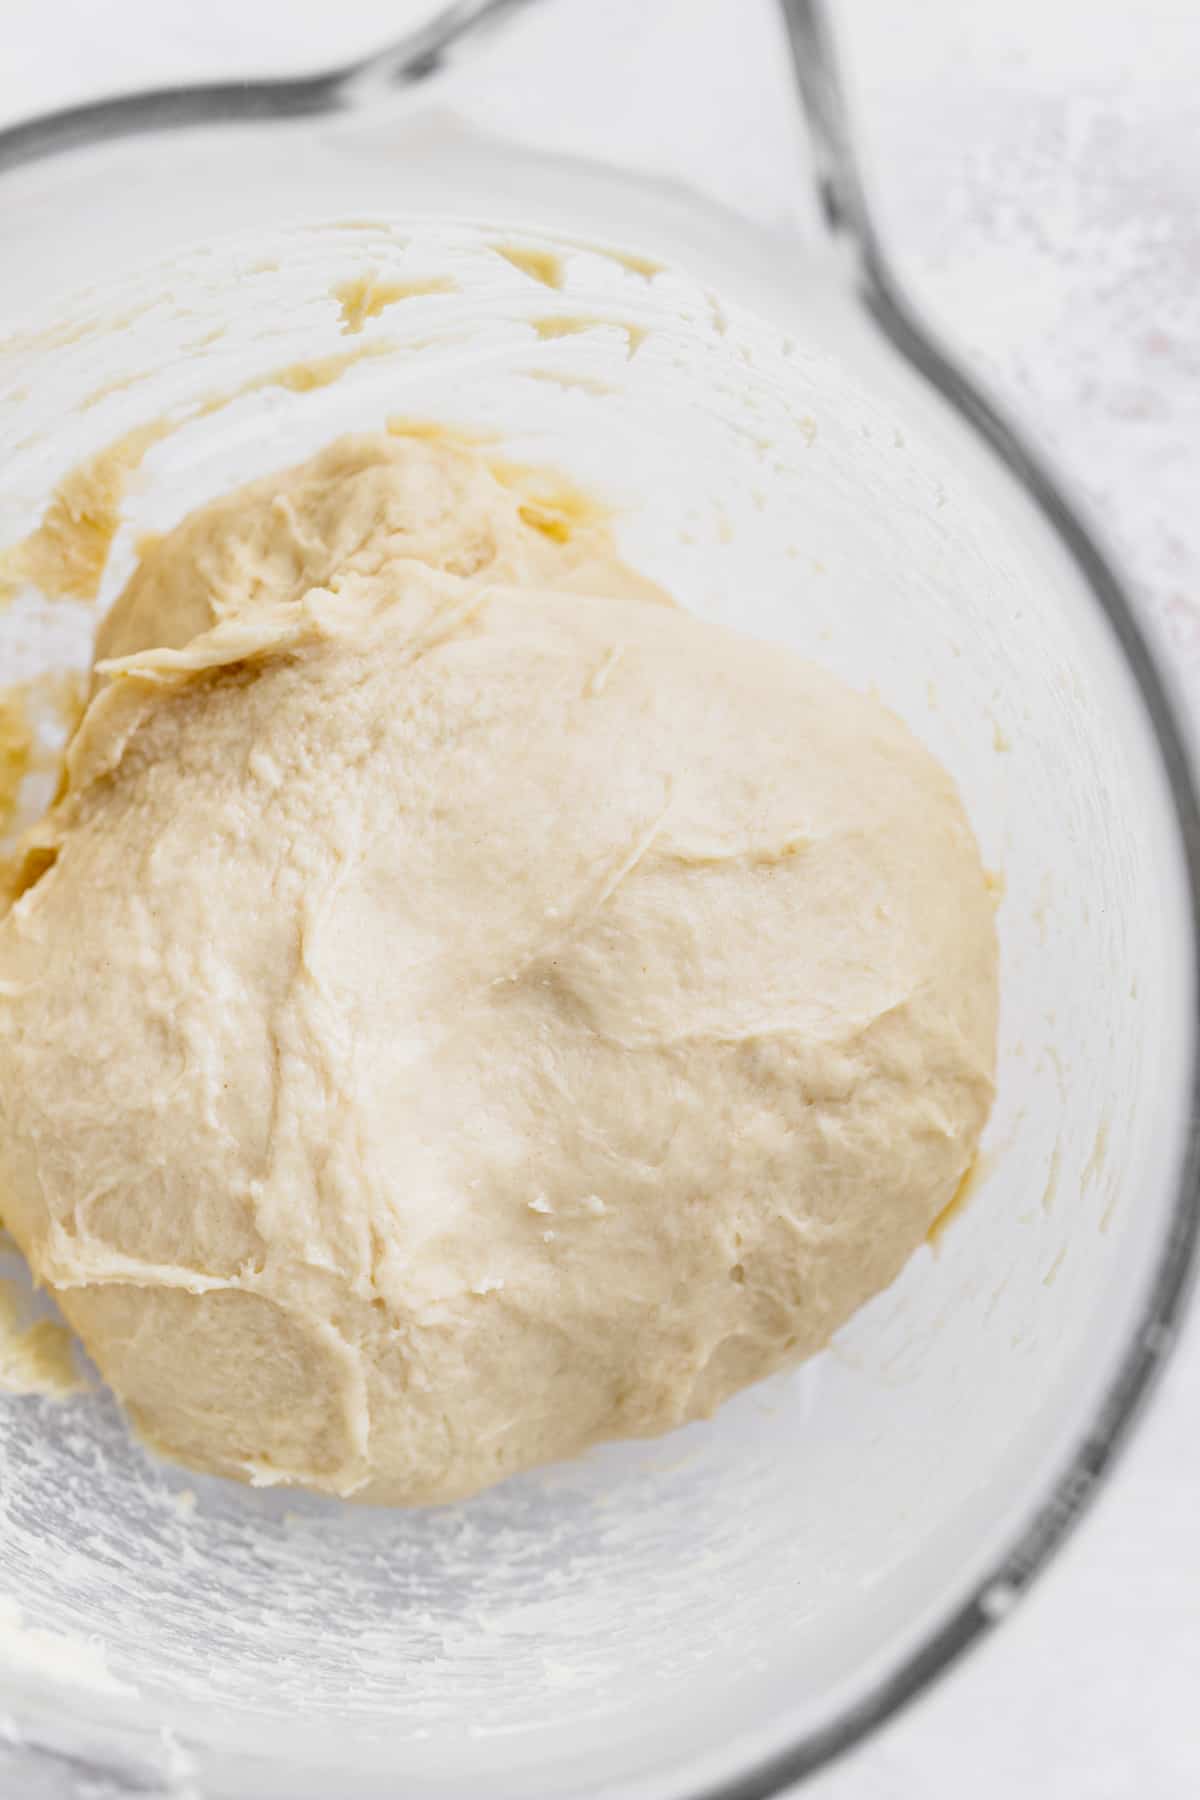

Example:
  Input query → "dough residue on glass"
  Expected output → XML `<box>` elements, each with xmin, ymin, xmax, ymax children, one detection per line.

<box><xmin>333</xmin><ymin>273</ymin><xmax>458</xmax><ymax>335</ymax></box>
<box><xmin>0</xmin><ymin>423</ymin><xmax>169</xmax><ymax>606</ymax></box>
<box><xmin>0</xmin><ymin>1281</ymin><xmax>81</xmax><ymax>1399</ymax></box>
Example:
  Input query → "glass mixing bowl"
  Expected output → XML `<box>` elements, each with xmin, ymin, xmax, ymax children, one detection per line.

<box><xmin>0</xmin><ymin>2</ymin><xmax>1196</xmax><ymax>1795</ymax></box>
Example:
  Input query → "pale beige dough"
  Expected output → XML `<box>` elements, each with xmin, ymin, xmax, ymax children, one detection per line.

<box><xmin>0</xmin><ymin>431</ymin><xmax>997</xmax><ymax>1504</ymax></box>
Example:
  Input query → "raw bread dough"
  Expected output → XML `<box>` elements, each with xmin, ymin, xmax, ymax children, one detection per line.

<box><xmin>0</xmin><ymin>431</ymin><xmax>997</xmax><ymax>1504</ymax></box>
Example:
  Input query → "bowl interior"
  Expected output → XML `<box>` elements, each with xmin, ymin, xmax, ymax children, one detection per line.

<box><xmin>0</xmin><ymin>215</ymin><xmax>1192</xmax><ymax>1799</ymax></box>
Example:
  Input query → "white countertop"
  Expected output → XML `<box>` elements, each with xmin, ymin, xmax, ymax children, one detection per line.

<box><xmin>2</xmin><ymin>3</ymin><xmax>1197</xmax><ymax>1794</ymax></box>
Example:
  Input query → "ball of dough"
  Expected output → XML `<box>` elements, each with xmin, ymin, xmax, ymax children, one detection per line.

<box><xmin>0</xmin><ymin>434</ymin><xmax>996</xmax><ymax>1504</ymax></box>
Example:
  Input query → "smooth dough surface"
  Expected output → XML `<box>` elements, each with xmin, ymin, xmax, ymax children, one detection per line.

<box><xmin>0</xmin><ymin>431</ymin><xmax>997</xmax><ymax>1504</ymax></box>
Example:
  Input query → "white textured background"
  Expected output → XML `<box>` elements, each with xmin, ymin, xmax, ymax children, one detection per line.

<box><xmin>1</xmin><ymin>2</ymin><xmax>1197</xmax><ymax>1795</ymax></box>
